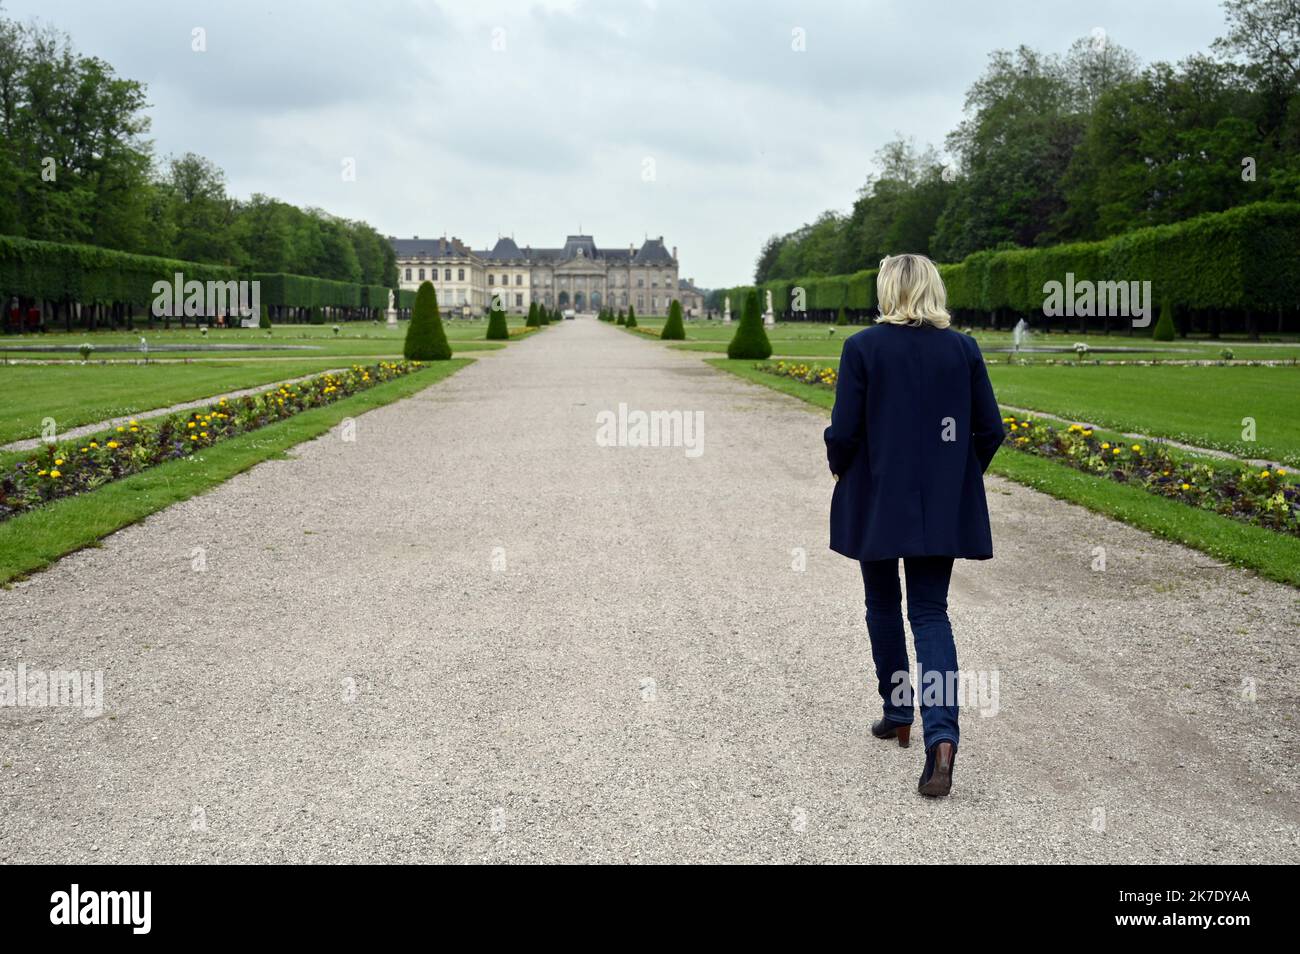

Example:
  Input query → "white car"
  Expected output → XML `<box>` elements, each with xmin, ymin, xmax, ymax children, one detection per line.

<box><xmin>563</xmin><ymin>309</ymin><xmax>576</xmax><ymax>320</ymax></box>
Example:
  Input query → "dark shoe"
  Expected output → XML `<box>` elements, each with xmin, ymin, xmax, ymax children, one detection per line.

<box><xmin>870</xmin><ymin>718</ymin><xmax>911</xmax><ymax>748</ymax></box>
<box><xmin>917</xmin><ymin>741</ymin><xmax>956</xmax><ymax>797</ymax></box>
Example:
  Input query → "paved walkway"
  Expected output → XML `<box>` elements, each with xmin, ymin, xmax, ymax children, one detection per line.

<box><xmin>1</xmin><ymin>318</ymin><xmax>1296</xmax><ymax>863</ymax></box>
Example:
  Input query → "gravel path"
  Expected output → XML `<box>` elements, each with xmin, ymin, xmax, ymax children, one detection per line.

<box><xmin>1</xmin><ymin>318</ymin><xmax>1296</xmax><ymax>864</ymax></box>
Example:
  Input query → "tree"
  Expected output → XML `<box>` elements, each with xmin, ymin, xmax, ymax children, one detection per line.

<box><xmin>616</xmin><ymin>310</ymin><xmax>626</xmax><ymax>325</ymax></box>
<box><xmin>259</xmin><ymin>304</ymin><xmax>271</xmax><ymax>330</ymax></box>
<box><xmin>538</xmin><ymin>303</ymin><xmax>550</xmax><ymax>325</ymax></box>
<box><xmin>661</xmin><ymin>299</ymin><xmax>686</xmax><ymax>339</ymax></box>
<box><xmin>1152</xmin><ymin>300</ymin><xmax>1176</xmax><ymax>341</ymax></box>
<box><xmin>485</xmin><ymin>306</ymin><xmax>508</xmax><ymax>340</ymax></box>
<box><xmin>836</xmin><ymin>305</ymin><xmax>849</xmax><ymax>326</ymax></box>
<box><xmin>525</xmin><ymin>304</ymin><xmax>540</xmax><ymax>328</ymax></box>
<box><xmin>625</xmin><ymin>305</ymin><xmax>638</xmax><ymax>328</ymax></box>
<box><xmin>404</xmin><ymin>281</ymin><xmax>452</xmax><ymax>360</ymax></box>
<box><xmin>727</xmin><ymin>292</ymin><xmax>773</xmax><ymax>359</ymax></box>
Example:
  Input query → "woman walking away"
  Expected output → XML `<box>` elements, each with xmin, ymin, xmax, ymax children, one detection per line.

<box><xmin>824</xmin><ymin>254</ymin><xmax>1004</xmax><ymax>797</ymax></box>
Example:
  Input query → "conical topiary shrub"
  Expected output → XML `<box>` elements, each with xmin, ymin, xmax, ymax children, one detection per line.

<box><xmin>527</xmin><ymin>302</ymin><xmax>538</xmax><ymax>327</ymax></box>
<box><xmin>1152</xmin><ymin>300</ymin><xmax>1176</xmax><ymax>341</ymax></box>
<box><xmin>259</xmin><ymin>304</ymin><xmax>271</xmax><ymax>330</ymax></box>
<box><xmin>836</xmin><ymin>305</ymin><xmax>849</xmax><ymax>326</ymax></box>
<box><xmin>485</xmin><ymin>306</ymin><xmax>509</xmax><ymax>340</ymax></box>
<box><xmin>526</xmin><ymin>305</ymin><xmax>540</xmax><ymax>328</ymax></box>
<box><xmin>727</xmin><ymin>291</ymin><xmax>773</xmax><ymax>359</ymax></box>
<box><xmin>660</xmin><ymin>299</ymin><xmax>686</xmax><ymax>340</ymax></box>
<box><xmin>625</xmin><ymin>305</ymin><xmax>638</xmax><ymax>328</ymax></box>
<box><xmin>404</xmin><ymin>281</ymin><xmax>453</xmax><ymax>360</ymax></box>
<box><xmin>539</xmin><ymin>304</ymin><xmax>550</xmax><ymax>325</ymax></box>
<box><xmin>616</xmin><ymin>310</ymin><xmax>626</xmax><ymax>326</ymax></box>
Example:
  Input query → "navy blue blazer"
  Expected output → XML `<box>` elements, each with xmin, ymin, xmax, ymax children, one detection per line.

<box><xmin>824</xmin><ymin>323</ymin><xmax>1004</xmax><ymax>561</ymax></box>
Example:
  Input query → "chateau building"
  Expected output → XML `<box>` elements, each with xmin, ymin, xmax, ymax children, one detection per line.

<box><xmin>390</xmin><ymin>234</ymin><xmax>687</xmax><ymax>316</ymax></box>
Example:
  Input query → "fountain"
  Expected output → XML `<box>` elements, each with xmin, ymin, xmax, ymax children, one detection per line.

<box><xmin>1012</xmin><ymin>318</ymin><xmax>1031</xmax><ymax>356</ymax></box>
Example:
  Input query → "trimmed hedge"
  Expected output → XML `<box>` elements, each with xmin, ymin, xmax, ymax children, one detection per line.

<box><xmin>0</xmin><ymin>234</ymin><xmax>238</xmax><ymax>307</ymax></box>
<box><xmin>485</xmin><ymin>307</ymin><xmax>508</xmax><ymax>340</ymax></box>
<box><xmin>0</xmin><ymin>234</ymin><xmax>408</xmax><ymax>329</ymax></box>
<box><xmin>404</xmin><ymin>281</ymin><xmax>452</xmax><ymax>360</ymax></box>
<box><xmin>733</xmin><ymin>202</ymin><xmax>1300</xmax><ymax>324</ymax></box>
<box><xmin>727</xmin><ymin>291</ymin><xmax>772</xmax><ymax>359</ymax></box>
<box><xmin>661</xmin><ymin>299</ymin><xmax>685</xmax><ymax>339</ymax></box>
<box><xmin>253</xmin><ymin>273</ymin><xmax>362</xmax><ymax>309</ymax></box>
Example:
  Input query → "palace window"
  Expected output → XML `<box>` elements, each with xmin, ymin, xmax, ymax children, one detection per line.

<box><xmin>637</xmin><ymin>278</ymin><xmax>644</xmax><ymax>288</ymax></box>
<box><xmin>637</xmin><ymin>296</ymin><xmax>644</xmax><ymax>309</ymax></box>
<box><xmin>488</xmin><ymin>274</ymin><xmax>495</xmax><ymax>285</ymax></box>
<box><xmin>404</xmin><ymin>268</ymin><xmax>411</xmax><ymax>280</ymax></box>
<box><xmin>444</xmin><ymin>269</ymin><xmax>451</xmax><ymax>281</ymax></box>
<box><xmin>515</xmin><ymin>274</ymin><xmax>523</xmax><ymax>285</ymax></box>
<box><xmin>458</xmin><ymin>269</ymin><xmax>465</xmax><ymax>280</ymax></box>
<box><xmin>418</xmin><ymin>268</ymin><xmax>425</xmax><ymax>280</ymax></box>
<box><xmin>515</xmin><ymin>294</ymin><xmax>523</xmax><ymax>306</ymax></box>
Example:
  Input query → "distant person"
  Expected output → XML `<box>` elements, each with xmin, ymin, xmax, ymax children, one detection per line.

<box><xmin>824</xmin><ymin>253</ymin><xmax>1004</xmax><ymax>797</ymax></box>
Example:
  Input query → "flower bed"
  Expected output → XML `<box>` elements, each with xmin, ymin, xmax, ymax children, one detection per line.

<box><xmin>0</xmin><ymin>361</ymin><xmax>424</xmax><ymax>522</ymax></box>
<box><xmin>758</xmin><ymin>360</ymin><xmax>838</xmax><ymax>388</ymax></box>
<box><xmin>1002</xmin><ymin>414</ymin><xmax>1298</xmax><ymax>536</ymax></box>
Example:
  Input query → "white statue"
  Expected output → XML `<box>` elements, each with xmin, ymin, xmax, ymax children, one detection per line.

<box><xmin>385</xmin><ymin>288</ymin><xmax>398</xmax><ymax>327</ymax></box>
<box><xmin>763</xmin><ymin>288</ymin><xmax>775</xmax><ymax>326</ymax></box>
<box><xmin>723</xmin><ymin>295</ymin><xmax>732</xmax><ymax>323</ymax></box>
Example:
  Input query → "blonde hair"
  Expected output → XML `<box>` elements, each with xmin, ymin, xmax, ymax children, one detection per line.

<box><xmin>875</xmin><ymin>253</ymin><xmax>951</xmax><ymax>329</ymax></box>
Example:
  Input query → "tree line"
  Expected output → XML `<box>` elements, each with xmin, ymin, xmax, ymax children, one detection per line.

<box><xmin>754</xmin><ymin>0</ymin><xmax>1300</xmax><ymax>283</ymax></box>
<box><xmin>0</xmin><ymin>10</ymin><xmax>397</xmax><ymax>287</ymax></box>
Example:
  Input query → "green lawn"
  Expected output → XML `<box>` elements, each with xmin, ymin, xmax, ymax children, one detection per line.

<box><xmin>0</xmin><ymin>359</ymin><xmax>367</xmax><ymax>445</ymax></box>
<box><xmin>0</xmin><ymin>319</ymin><xmax>522</xmax><ymax>362</ymax></box>
<box><xmin>984</xmin><ymin>364</ymin><xmax>1300</xmax><ymax>466</ymax></box>
<box><xmin>0</xmin><ymin>359</ymin><xmax>472</xmax><ymax>584</ymax></box>
<box><xmin>628</xmin><ymin>317</ymin><xmax>1300</xmax><ymax>361</ymax></box>
<box><xmin>706</xmin><ymin>358</ymin><xmax>1300</xmax><ymax>587</ymax></box>
<box><xmin>700</xmin><ymin>352</ymin><xmax>1300</xmax><ymax>466</ymax></box>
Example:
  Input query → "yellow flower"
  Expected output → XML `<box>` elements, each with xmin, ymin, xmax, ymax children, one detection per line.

<box><xmin>49</xmin><ymin>470</ymin><xmax>61</xmax><ymax>479</ymax></box>
<box><xmin>1101</xmin><ymin>442</ymin><xmax>1110</xmax><ymax>449</ymax></box>
<box><xmin>1260</xmin><ymin>470</ymin><xmax>1271</xmax><ymax>478</ymax></box>
<box><xmin>1131</xmin><ymin>444</ymin><xmax>1141</xmax><ymax>453</ymax></box>
<box><xmin>200</xmin><ymin>431</ymin><xmax>209</xmax><ymax>438</ymax></box>
<box><xmin>37</xmin><ymin>469</ymin><xmax>47</xmax><ymax>476</ymax></box>
<box><xmin>187</xmin><ymin>421</ymin><xmax>196</xmax><ymax>429</ymax></box>
<box><xmin>89</xmin><ymin>442</ymin><xmax>98</xmax><ymax>448</ymax></box>
<box><xmin>1181</xmin><ymin>482</ymin><xmax>1191</xmax><ymax>490</ymax></box>
<box><xmin>106</xmin><ymin>441</ymin><xmax>119</xmax><ymax>449</ymax></box>
<box><xmin>116</xmin><ymin>426</ymin><xmax>125</xmax><ymax>433</ymax></box>
<box><xmin>129</xmin><ymin>419</ymin><xmax>138</xmax><ymax>425</ymax></box>
<box><xmin>54</xmin><ymin>458</ymin><xmax>63</xmax><ymax>466</ymax></box>
<box><xmin>130</xmin><ymin>426</ymin><xmax>139</xmax><ymax>432</ymax></box>
<box><xmin>1112</xmin><ymin>447</ymin><xmax>1121</xmax><ymax>455</ymax></box>
<box><xmin>190</xmin><ymin>434</ymin><xmax>197</xmax><ymax>441</ymax></box>
<box><xmin>1278</xmin><ymin>469</ymin><xmax>1288</xmax><ymax>477</ymax></box>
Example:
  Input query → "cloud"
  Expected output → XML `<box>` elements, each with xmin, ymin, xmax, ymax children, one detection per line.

<box><xmin>4</xmin><ymin>0</ymin><xmax>1228</xmax><ymax>286</ymax></box>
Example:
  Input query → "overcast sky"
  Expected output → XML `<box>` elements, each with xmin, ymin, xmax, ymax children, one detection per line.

<box><xmin>9</xmin><ymin>0</ymin><xmax>1229</xmax><ymax>286</ymax></box>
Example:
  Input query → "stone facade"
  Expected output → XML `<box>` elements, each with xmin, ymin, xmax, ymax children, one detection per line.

<box><xmin>391</xmin><ymin>234</ymin><xmax>682</xmax><ymax>316</ymax></box>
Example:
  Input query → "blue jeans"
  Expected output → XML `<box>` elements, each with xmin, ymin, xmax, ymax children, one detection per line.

<box><xmin>860</xmin><ymin>557</ymin><xmax>959</xmax><ymax>752</ymax></box>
